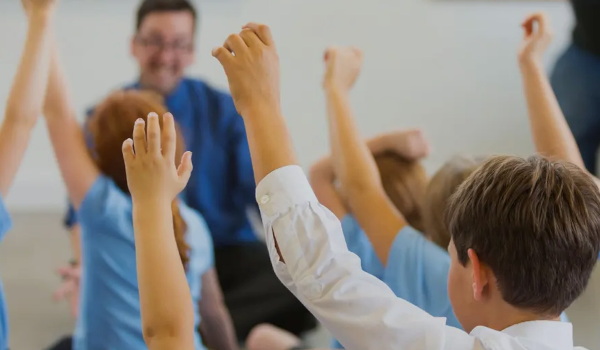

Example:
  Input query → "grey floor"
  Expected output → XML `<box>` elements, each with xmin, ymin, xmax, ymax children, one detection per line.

<box><xmin>0</xmin><ymin>212</ymin><xmax>598</xmax><ymax>349</ymax></box>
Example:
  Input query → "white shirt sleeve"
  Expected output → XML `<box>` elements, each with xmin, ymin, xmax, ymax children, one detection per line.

<box><xmin>255</xmin><ymin>165</ymin><xmax>476</xmax><ymax>350</ymax></box>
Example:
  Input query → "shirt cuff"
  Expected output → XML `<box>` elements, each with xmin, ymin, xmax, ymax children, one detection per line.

<box><xmin>255</xmin><ymin>165</ymin><xmax>318</xmax><ymax>219</ymax></box>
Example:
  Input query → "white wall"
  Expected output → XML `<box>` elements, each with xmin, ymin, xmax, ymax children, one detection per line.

<box><xmin>0</xmin><ymin>0</ymin><xmax>573</xmax><ymax>210</ymax></box>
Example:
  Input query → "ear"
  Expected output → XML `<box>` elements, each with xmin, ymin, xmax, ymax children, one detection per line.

<box><xmin>468</xmin><ymin>248</ymin><xmax>490</xmax><ymax>302</ymax></box>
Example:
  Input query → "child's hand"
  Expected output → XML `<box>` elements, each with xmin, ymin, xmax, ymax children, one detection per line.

<box><xmin>22</xmin><ymin>0</ymin><xmax>57</xmax><ymax>17</ymax></box>
<box><xmin>122</xmin><ymin>112</ymin><xmax>193</xmax><ymax>204</ymax></box>
<box><xmin>212</xmin><ymin>23</ymin><xmax>280</xmax><ymax>117</ymax></box>
<box><xmin>323</xmin><ymin>46</ymin><xmax>363</xmax><ymax>92</ymax></box>
<box><xmin>384</xmin><ymin>129</ymin><xmax>430</xmax><ymax>160</ymax></box>
<box><xmin>518</xmin><ymin>12</ymin><xmax>553</xmax><ymax>64</ymax></box>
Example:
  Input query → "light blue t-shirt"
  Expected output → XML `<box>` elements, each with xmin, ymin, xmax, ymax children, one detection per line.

<box><xmin>340</xmin><ymin>215</ymin><xmax>385</xmax><ymax>280</ymax></box>
<box><xmin>0</xmin><ymin>196</ymin><xmax>12</xmax><ymax>350</ymax></box>
<box><xmin>73</xmin><ymin>176</ymin><xmax>213</xmax><ymax>350</ymax></box>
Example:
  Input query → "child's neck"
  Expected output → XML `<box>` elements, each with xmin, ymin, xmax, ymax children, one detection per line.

<box><xmin>481</xmin><ymin>301</ymin><xmax>559</xmax><ymax>332</ymax></box>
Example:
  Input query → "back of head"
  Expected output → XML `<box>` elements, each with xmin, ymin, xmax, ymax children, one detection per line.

<box><xmin>136</xmin><ymin>0</ymin><xmax>198</xmax><ymax>31</ymax></box>
<box><xmin>88</xmin><ymin>90</ymin><xmax>191</xmax><ymax>267</ymax></box>
<box><xmin>423</xmin><ymin>155</ymin><xmax>486</xmax><ymax>249</ymax></box>
<box><xmin>447</xmin><ymin>155</ymin><xmax>600</xmax><ymax>316</ymax></box>
<box><xmin>375</xmin><ymin>152</ymin><xmax>428</xmax><ymax>232</ymax></box>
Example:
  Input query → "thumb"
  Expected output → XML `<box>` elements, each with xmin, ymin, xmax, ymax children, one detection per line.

<box><xmin>177</xmin><ymin>151</ymin><xmax>193</xmax><ymax>187</ymax></box>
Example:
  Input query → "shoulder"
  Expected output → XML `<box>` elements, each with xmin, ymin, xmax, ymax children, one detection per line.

<box><xmin>179</xmin><ymin>201</ymin><xmax>213</xmax><ymax>248</ymax></box>
<box><xmin>79</xmin><ymin>175</ymin><xmax>131</xmax><ymax>224</ymax></box>
<box><xmin>184</xmin><ymin>78</ymin><xmax>238</xmax><ymax>113</ymax></box>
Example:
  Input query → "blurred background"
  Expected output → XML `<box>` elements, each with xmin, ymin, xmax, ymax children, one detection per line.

<box><xmin>0</xmin><ymin>0</ymin><xmax>598</xmax><ymax>349</ymax></box>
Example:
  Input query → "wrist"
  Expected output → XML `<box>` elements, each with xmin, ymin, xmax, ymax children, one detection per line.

<box><xmin>367</xmin><ymin>134</ymin><xmax>391</xmax><ymax>155</ymax></box>
<box><xmin>324</xmin><ymin>84</ymin><xmax>349</xmax><ymax>97</ymax></box>
<box><xmin>518</xmin><ymin>54</ymin><xmax>542</xmax><ymax>70</ymax></box>
<box><xmin>132</xmin><ymin>194</ymin><xmax>173</xmax><ymax>211</ymax></box>
<box><xmin>28</xmin><ymin>9</ymin><xmax>54</xmax><ymax>23</ymax></box>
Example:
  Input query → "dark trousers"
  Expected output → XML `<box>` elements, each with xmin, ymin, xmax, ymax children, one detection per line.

<box><xmin>214</xmin><ymin>242</ymin><xmax>316</xmax><ymax>340</ymax></box>
<box><xmin>551</xmin><ymin>44</ymin><xmax>600</xmax><ymax>173</ymax></box>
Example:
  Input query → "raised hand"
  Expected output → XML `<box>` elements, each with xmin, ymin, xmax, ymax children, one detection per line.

<box><xmin>518</xmin><ymin>12</ymin><xmax>553</xmax><ymax>63</ymax></box>
<box><xmin>22</xmin><ymin>0</ymin><xmax>57</xmax><ymax>17</ymax></box>
<box><xmin>122</xmin><ymin>112</ymin><xmax>193</xmax><ymax>204</ymax></box>
<box><xmin>382</xmin><ymin>129</ymin><xmax>430</xmax><ymax>160</ymax></box>
<box><xmin>211</xmin><ymin>23</ymin><xmax>280</xmax><ymax>117</ymax></box>
<box><xmin>323</xmin><ymin>46</ymin><xmax>363</xmax><ymax>92</ymax></box>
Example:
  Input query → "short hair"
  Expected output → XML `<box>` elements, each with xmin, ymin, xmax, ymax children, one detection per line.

<box><xmin>136</xmin><ymin>0</ymin><xmax>198</xmax><ymax>31</ymax></box>
<box><xmin>423</xmin><ymin>155</ymin><xmax>487</xmax><ymax>249</ymax></box>
<box><xmin>447</xmin><ymin>155</ymin><xmax>600</xmax><ymax>316</ymax></box>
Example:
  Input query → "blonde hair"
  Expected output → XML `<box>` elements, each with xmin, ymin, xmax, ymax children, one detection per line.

<box><xmin>375</xmin><ymin>152</ymin><xmax>428</xmax><ymax>232</ymax></box>
<box><xmin>422</xmin><ymin>155</ymin><xmax>486</xmax><ymax>249</ymax></box>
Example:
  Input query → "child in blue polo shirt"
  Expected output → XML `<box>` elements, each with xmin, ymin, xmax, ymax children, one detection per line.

<box><xmin>40</xmin><ymin>17</ymin><xmax>217</xmax><ymax>350</ymax></box>
<box><xmin>0</xmin><ymin>0</ymin><xmax>56</xmax><ymax>349</ymax></box>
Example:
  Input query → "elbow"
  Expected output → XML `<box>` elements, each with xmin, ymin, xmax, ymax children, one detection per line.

<box><xmin>142</xmin><ymin>324</ymin><xmax>185</xmax><ymax>348</ymax></box>
<box><xmin>141</xmin><ymin>314</ymin><xmax>194</xmax><ymax>346</ymax></box>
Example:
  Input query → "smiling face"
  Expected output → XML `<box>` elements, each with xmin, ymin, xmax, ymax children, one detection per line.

<box><xmin>131</xmin><ymin>10</ymin><xmax>196</xmax><ymax>95</ymax></box>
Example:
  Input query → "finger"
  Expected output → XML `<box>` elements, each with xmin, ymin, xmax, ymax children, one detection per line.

<box><xmin>212</xmin><ymin>46</ymin><xmax>234</xmax><ymax>67</ymax></box>
<box><xmin>146</xmin><ymin>112</ymin><xmax>161</xmax><ymax>156</ymax></box>
<box><xmin>239</xmin><ymin>28</ymin><xmax>263</xmax><ymax>48</ymax></box>
<box><xmin>161</xmin><ymin>113</ymin><xmax>176</xmax><ymax>164</ymax></box>
<box><xmin>533</xmin><ymin>12</ymin><xmax>550</xmax><ymax>38</ymax></box>
<box><xmin>177</xmin><ymin>151</ymin><xmax>194</xmax><ymax>186</ymax></box>
<box><xmin>225</xmin><ymin>33</ymin><xmax>248</xmax><ymax>56</ymax></box>
<box><xmin>132</xmin><ymin>118</ymin><xmax>147</xmax><ymax>156</ymax></box>
<box><xmin>242</xmin><ymin>23</ymin><xmax>274</xmax><ymax>46</ymax></box>
<box><xmin>122</xmin><ymin>138</ymin><xmax>135</xmax><ymax>165</ymax></box>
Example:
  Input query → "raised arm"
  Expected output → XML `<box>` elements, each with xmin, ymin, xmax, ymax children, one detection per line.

<box><xmin>518</xmin><ymin>13</ymin><xmax>595</xmax><ymax>184</ymax></box>
<box><xmin>0</xmin><ymin>0</ymin><xmax>56</xmax><ymax>196</ymax></box>
<box><xmin>211</xmin><ymin>23</ymin><xmax>475</xmax><ymax>350</ymax></box>
<box><xmin>123</xmin><ymin>113</ymin><xmax>195</xmax><ymax>350</ymax></box>
<box><xmin>211</xmin><ymin>24</ymin><xmax>296</xmax><ymax>183</ymax></box>
<box><xmin>309</xmin><ymin>129</ymin><xmax>430</xmax><ymax>220</ymax></box>
<box><xmin>42</xmin><ymin>37</ymin><xmax>100</xmax><ymax>208</ymax></box>
<box><xmin>323</xmin><ymin>48</ymin><xmax>406</xmax><ymax>263</ymax></box>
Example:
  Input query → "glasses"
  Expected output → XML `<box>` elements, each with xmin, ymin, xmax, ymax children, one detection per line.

<box><xmin>135</xmin><ymin>36</ymin><xmax>194</xmax><ymax>54</ymax></box>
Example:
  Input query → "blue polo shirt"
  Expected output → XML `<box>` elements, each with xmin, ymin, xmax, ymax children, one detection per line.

<box><xmin>73</xmin><ymin>175</ymin><xmax>213</xmax><ymax>350</ymax></box>
<box><xmin>0</xmin><ymin>196</ymin><xmax>12</xmax><ymax>350</ymax></box>
<box><xmin>65</xmin><ymin>78</ymin><xmax>257</xmax><ymax>247</ymax></box>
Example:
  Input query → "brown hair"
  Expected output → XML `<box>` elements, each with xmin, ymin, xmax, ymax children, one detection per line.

<box><xmin>446</xmin><ymin>155</ymin><xmax>600</xmax><ymax>316</ymax></box>
<box><xmin>88</xmin><ymin>90</ymin><xmax>190</xmax><ymax>267</ymax></box>
<box><xmin>423</xmin><ymin>155</ymin><xmax>486</xmax><ymax>249</ymax></box>
<box><xmin>374</xmin><ymin>152</ymin><xmax>427</xmax><ymax>232</ymax></box>
<box><xmin>136</xmin><ymin>0</ymin><xmax>198</xmax><ymax>31</ymax></box>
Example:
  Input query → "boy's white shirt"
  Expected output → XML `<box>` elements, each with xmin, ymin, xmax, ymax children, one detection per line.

<box><xmin>256</xmin><ymin>165</ymin><xmax>586</xmax><ymax>350</ymax></box>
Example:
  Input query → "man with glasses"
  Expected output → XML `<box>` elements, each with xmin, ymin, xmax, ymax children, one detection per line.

<box><xmin>50</xmin><ymin>1</ymin><xmax>315</xmax><ymax>349</ymax></box>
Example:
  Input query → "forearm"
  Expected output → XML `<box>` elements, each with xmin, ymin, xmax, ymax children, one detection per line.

<box><xmin>199</xmin><ymin>306</ymin><xmax>239</xmax><ymax>350</ymax></box>
<box><xmin>0</xmin><ymin>12</ymin><xmax>54</xmax><ymax>196</ymax></box>
<box><xmin>43</xmin><ymin>39</ymin><xmax>98</xmax><ymax>207</ymax></box>
<box><xmin>325</xmin><ymin>87</ymin><xmax>383</xmax><ymax>196</ymax></box>
<box><xmin>242</xmin><ymin>106</ymin><xmax>298</xmax><ymax>184</ymax></box>
<box><xmin>132</xmin><ymin>200</ymin><xmax>195</xmax><ymax>347</ymax></box>
<box><xmin>4</xmin><ymin>12</ymin><xmax>53</xmax><ymax>126</ymax></box>
<box><xmin>520</xmin><ymin>58</ymin><xmax>585</xmax><ymax>169</ymax></box>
